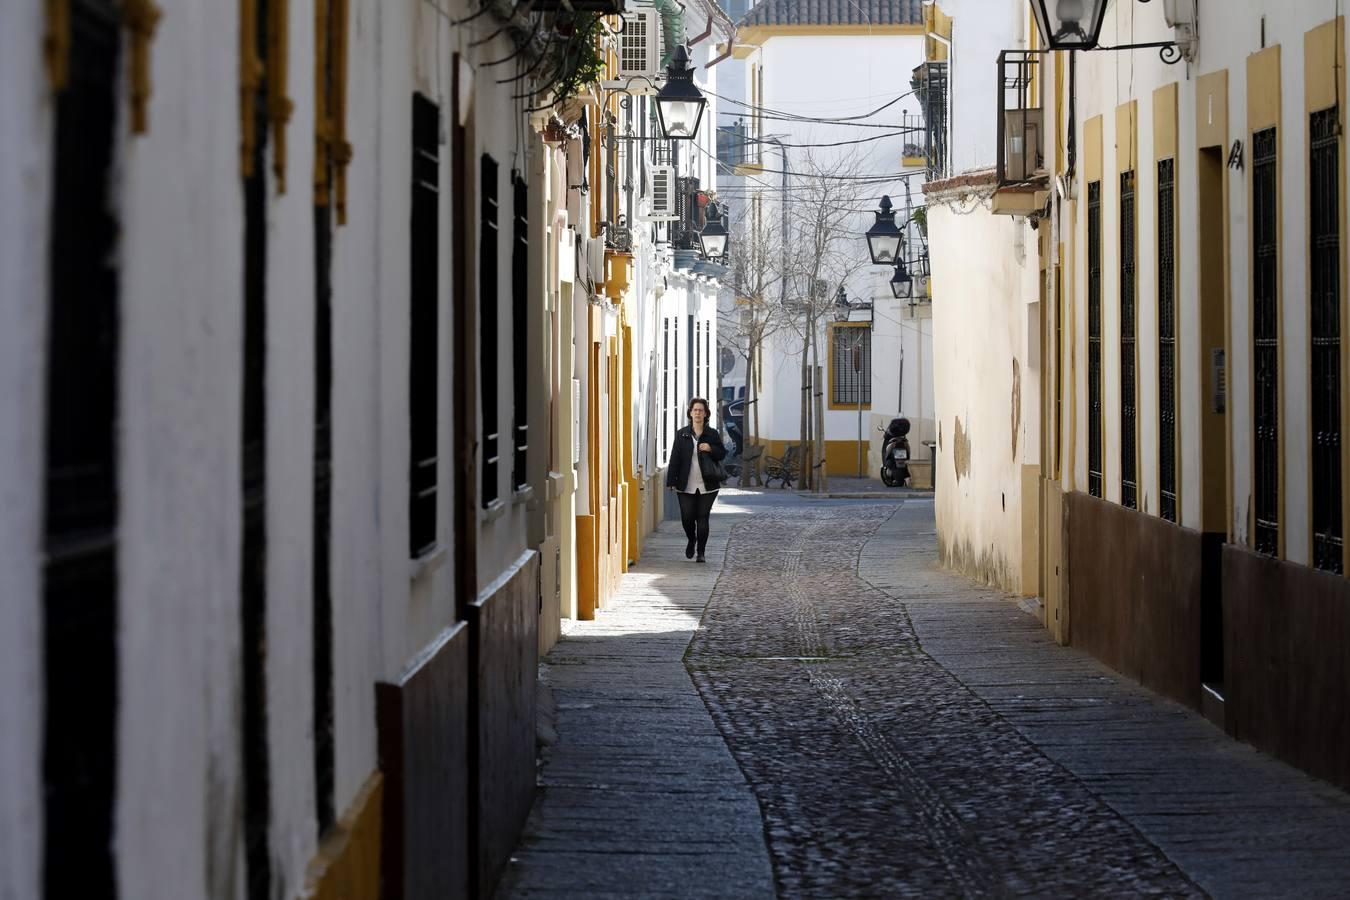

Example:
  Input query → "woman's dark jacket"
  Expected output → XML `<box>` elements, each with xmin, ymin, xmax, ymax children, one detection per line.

<box><xmin>665</xmin><ymin>425</ymin><xmax>728</xmax><ymax>491</ymax></box>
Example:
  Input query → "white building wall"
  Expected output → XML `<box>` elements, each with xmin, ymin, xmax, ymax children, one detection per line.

<box><xmin>0</xmin><ymin>3</ymin><xmax>53</xmax><ymax>896</ymax></box>
<box><xmin>1069</xmin><ymin>0</ymin><xmax>1350</xmax><ymax>560</ymax></box>
<box><xmin>112</xmin><ymin>3</ymin><xmax>249</xmax><ymax>895</ymax></box>
<box><xmin>930</xmin><ymin>200</ymin><xmax>1039</xmax><ymax>587</ymax></box>
<box><xmin>744</xmin><ymin>31</ymin><xmax>937</xmax><ymax>459</ymax></box>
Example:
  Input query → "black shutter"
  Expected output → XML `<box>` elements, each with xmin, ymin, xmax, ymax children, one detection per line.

<box><xmin>1158</xmin><ymin>158</ymin><xmax>1178</xmax><ymax>523</ymax></box>
<box><xmin>409</xmin><ymin>94</ymin><xmax>440</xmax><ymax>556</ymax></box>
<box><xmin>1120</xmin><ymin>170</ymin><xmax>1138</xmax><ymax>510</ymax></box>
<box><xmin>1311</xmin><ymin>108</ymin><xmax>1342</xmax><ymax>571</ymax></box>
<box><xmin>43</xmin><ymin>3</ymin><xmax>121</xmax><ymax>895</ymax></box>
<box><xmin>481</xmin><ymin>154</ymin><xmax>501</xmax><ymax>507</ymax></box>
<box><xmin>512</xmin><ymin>172</ymin><xmax>529</xmax><ymax>491</ymax></box>
<box><xmin>241</xmin><ymin>1</ymin><xmax>273</xmax><ymax>894</ymax></box>
<box><xmin>1253</xmin><ymin>127</ymin><xmax>1280</xmax><ymax>555</ymax></box>
<box><xmin>1087</xmin><ymin>180</ymin><xmax>1103</xmax><ymax>498</ymax></box>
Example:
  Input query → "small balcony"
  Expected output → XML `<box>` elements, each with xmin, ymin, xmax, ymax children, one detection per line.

<box><xmin>993</xmin><ymin>50</ymin><xmax>1049</xmax><ymax>217</ymax></box>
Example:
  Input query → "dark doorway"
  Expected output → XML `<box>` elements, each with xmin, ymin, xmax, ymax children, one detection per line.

<box><xmin>1197</xmin><ymin>145</ymin><xmax>1227</xmax><ymax>701</ymax></box>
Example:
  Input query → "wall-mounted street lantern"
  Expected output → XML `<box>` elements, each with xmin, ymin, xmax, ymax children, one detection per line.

<box><xmin>1029</xmin><ymin>0</ymin><xmax>1109</xmax><ymax>51</ymax></box>
<box><xmin>1029</xmin><ymin>0</ymin><xmax>1191</xmax><ymax>63</ymax></box>
<box><xmin>654</xmin><ymin>45</ymin><xmax>708</xmax><ymax>141</ymax></box>
<box><xmin>889</xmin><ymin>258</ymin><xmax>913</xmax><ymax>300</ymax></box>
<box><xmin>698</xmin><ymin>200</ymin><xmax>729</xmax><ymax>260</ymax></box>
<box><xmin>865</xmin><ymin>195</ymin><xmax>904</xmax><ymax>265</ymax></box>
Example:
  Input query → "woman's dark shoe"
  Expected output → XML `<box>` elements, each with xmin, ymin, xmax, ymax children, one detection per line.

<box><xmin>696</xmin><ymin>553</ymin><xmax>706</xmax><ymax>563</ymax></box>
<box><xmin>686</xmin><ymin>539</ymin><xmax>696</xmax><ymax>559</ymax></box>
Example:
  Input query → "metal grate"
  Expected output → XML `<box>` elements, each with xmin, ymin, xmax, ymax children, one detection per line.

<box><xmin>43</xmin><ymin>2</ymin><xmax>121</xmax><ymax>893</ymax></box>
<box><xmin>1311</xmin><ymin>109</ymin><xmax>1342</xmax><ymax>571</ymax></box>
<box><xmin>1158</xmin><ymin>158</ymin><xmax>1178</xmax><ymax>523</ymax></box>
<box><xmin>409</xmin><ymin>95</ymin><xmax>440</xmax><ymax>554</ymax></box>
<box><xmin>1120</xmin><ymin>170</ymin><xmax>1138</xmax><ymax>510</ymax></box>
<box><xmin>662</xmin><ymin>318</ymin><xmax>670</xmax><ymax>457</ymax></box>
<box><xmin>831</xmin><ymin>326</ymin><xmax>872</xmax><ymax>405</ymax></box>
<box><xmin>481</xmin><ymin>154</ymin><xmax>501</xmax><ymax>507</ymax></box>
<box><xmin>1087</xmin><ymin>180</ymin><xmax>1103</xmax><ymax>498</ymax></box>
<box><xmin>1253</xmin><ymin>127</ymin><xmax>1280</xmax><ymax>555</ymax></box>
<box><xmin>512</xmin><ymin>172</ymin><xmax>530</xmax><ymax>491</ymax></box>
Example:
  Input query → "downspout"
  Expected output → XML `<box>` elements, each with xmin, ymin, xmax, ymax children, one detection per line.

<box><xmin>706</xmin><ymin>36</ymin><xmax>734</xmax><ymax>68</ymax></box>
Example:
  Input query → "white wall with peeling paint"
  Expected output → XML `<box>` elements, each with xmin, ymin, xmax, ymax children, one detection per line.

<box><xmin>930</xmin><ymin>196</ymin><xmax>1040</xmax><ymax>590</ymax></box>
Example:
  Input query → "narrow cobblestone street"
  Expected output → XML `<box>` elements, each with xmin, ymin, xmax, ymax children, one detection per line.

<box><xmin>500</xmin><ymin>492</ymin><xmax>1350</xmax><ymax>898</ymax></box>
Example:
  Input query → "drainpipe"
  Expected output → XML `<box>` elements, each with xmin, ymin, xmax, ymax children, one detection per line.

<box><xmin>706</xmin><ymin>37</ymin><xmax>734</xmax><ymax>68</ymax></box>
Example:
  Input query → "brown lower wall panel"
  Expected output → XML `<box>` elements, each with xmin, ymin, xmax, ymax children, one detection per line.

<box><xmin>377</xmin><ymin>621</ymin><xmax>471</xmax><ymax>900</ymax></box>
<box><xmin>1223</xmin><ymin>545</ymin><xmax>1350</xmax><ymax>791</ymax></box>
<box><xmin>471</xmin><ymin>552</ymin><xmax>540</xmax><ymax>897</ymax></box>
<box><xmin>1063</xmin><ymin>491</ymin><xmax>1204</xmax><ymax>709</ymax></box>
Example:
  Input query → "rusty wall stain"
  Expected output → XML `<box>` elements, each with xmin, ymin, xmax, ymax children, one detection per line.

<box><xmin>953</xmin><ymin>416</ymin><xmax>971</xmax><ymax>482</ymax></box>
<box><xmin>1011</xmin><ymin>357</ymin><xmax>1022</xmax><ymax>460</ymax></box>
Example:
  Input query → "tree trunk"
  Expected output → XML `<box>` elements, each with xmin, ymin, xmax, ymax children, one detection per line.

<box><xmin>813</xmin><ymin>358</ymin><xmax>827</xmax><ymax>493</ymax></box>
<box><xmin>799</xmin><ymin>313</ymin><xmax>812</xmax><ymax>491</ymax></box>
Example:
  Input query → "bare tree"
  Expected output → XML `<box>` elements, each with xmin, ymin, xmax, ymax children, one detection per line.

<box><xmin>718</xmin><ymin>194</ymin><xmax>788</xmax><ymax>485</ymax></box>
<box><xmin>773</xmin><ymin>151</ymin><xmax>871</xmax><ymax>491</ymax></box>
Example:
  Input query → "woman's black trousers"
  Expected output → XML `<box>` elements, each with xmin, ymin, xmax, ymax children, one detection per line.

<box><xmin>677</xmin><ymin>490</ymin><xmax>718</xmax><ymax>554</ymax></box>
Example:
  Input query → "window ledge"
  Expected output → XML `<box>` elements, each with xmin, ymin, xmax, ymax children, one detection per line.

<box><xmin>545</xmin><ymin>470</ymin><xmax>567</xmax><ymax>500</ymax></box>
<box><xmin>512</xmin><ymin>484</ymin><xmax>535</xmax><ymax>505</ymax></box>
<box><xmin>408</xmin><ymin>543</ymin><xmax>448</xmax><ymax>582</ymax></box>
<box><xmin>479</xmin><ymin>498</ymin><xmax>507</xmax><ymax>524</ymax></box>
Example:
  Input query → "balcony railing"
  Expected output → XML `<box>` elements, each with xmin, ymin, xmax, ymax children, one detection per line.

<box><xmin>996</xmin><ymin>50</ymin><xmax>1046</xmax><ymax>188</ymax></box>
<box><xmin>910</xmin><ymin>61</ymin><xmax>948</xmax><ymax>180</ymax></box>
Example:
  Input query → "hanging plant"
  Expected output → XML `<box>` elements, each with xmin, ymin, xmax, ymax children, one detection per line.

<box><xmin>542</xmin><ymin>11</ymin><xmax>606</xmax><ymax>105</ymax></box>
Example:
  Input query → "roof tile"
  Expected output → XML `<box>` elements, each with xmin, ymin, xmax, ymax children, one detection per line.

<box><xmin>738</xmin><ymin>0</ymin><xmax>923</xmax><ymax>28</ymax></box>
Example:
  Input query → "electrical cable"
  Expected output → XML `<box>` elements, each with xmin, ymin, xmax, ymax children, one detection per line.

<box><xmin>705</xmin><ymin>86</ymin><xmax>918</xmax><ymax>124</ymax></box>
<box><xmin>717</xmin><ymin>129</ymin><xmax>921</xmax><ymax>150</ymax></box>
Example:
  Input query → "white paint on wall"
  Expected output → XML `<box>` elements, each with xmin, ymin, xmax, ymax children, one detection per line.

<box><xmin>0</xmin><ymin>2</ymin><xmax>51</xmax><ymax>895</ymax></box>
<box><xmin>929</xmin><ymin>198</ymin><xmax>1038</xmax><ymax>589</ymax></box>
<box><xmin>113</xmin><ymin>3</ymin><xmax>249</xmax><ymax>896</ymax></box>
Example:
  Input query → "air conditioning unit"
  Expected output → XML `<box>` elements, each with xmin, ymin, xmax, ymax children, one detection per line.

<box><xmin>614</xmin><ymin>9</ymin><xmax>662</xmax><ymax>85</ymax></box>
<box><xmin>643</xmin><ymin>165</ymin><xmax>678</xmax><ymax>221</ymax></box>
<box><xmin>1004</xmin><ymin>107</ymin><xmax>1044</xmax><ymax>183</ymax></box>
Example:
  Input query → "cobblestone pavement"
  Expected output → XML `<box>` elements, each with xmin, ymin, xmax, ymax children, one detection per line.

<box><xmin>503</xmin><ymin>492</ymin><xmax>1350</xmax><ymax>898</ymax></box>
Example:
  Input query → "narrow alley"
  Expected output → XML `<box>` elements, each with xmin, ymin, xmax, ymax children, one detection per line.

<box><xmin>501</xmin><ymin>493</ymin><xmax>1350</xmax><ymax>898</ymax></box>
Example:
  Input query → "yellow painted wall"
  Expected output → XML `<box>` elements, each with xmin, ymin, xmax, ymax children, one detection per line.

<box><xmin>303</xmin><ymin>773</ymin><xmax>382</xmax><ymax>900</ymax></box>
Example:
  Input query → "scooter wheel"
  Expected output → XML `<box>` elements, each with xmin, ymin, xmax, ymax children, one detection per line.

<box><xmin>880</xmin><ymin>468</ymin><xmax>897</xmax><ymax>487</ymax></box>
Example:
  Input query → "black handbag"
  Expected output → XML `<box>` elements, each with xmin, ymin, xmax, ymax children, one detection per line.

<box><xmin>698</xmin><ymin>447</ymin><xmax>728</xmax><ymax>485</ymax></box>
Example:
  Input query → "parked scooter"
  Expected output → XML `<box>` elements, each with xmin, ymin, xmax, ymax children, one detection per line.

<box><xmin>878</xmin><ymin>417</ymin><xmax>911</xmax><ymax>487</ymax></box>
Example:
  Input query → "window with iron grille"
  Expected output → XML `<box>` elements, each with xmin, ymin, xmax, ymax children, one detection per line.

<box><xmin>43</xmin><ymin>3</ymin><xmax>120</xmax><ymax>891</ymax></box>
<box><xmin>512</xmin><ymin>172</ymin><xmax>529</xmax><ymax>492</ymax></box>
<box><xmin>694</xmin><ymin>320</ymin><xmax>702</xmax><ymax>397</ymax></box>
<box><xmin>1088</xmin><ymin>180</ymin><xmax>1104</xmax><ymax>498</ymax></box>
<box><xmin>1054</xmin><ymin>269</ymin><xmax>1063</xmax><ymax>478</ymax></box>
<box><xmin>662</xmin><ymin>318</ymin><xmax>670</xmax><ymax>458</ymax></box>
<box><xmin>672</xmin><ymin>316</ymin><xmax>680</xmax><ymax>448</ymax></box>
<box><xmin>1120</xmin><ymin>170</ymin><xmax>1138</xmax><ymax>510</ymax></box>
<box><xmin>1311</xmin><ymin>108</ymin><xmax>1342</xmax><ymax>571</ymax></box>
<box><xmin>831</xmin><ymin>326</ymin><xmax>873</xmax><ymax>405</ymax></box>
<box><xmin>706</xmin><ymin>326</ymin><xmax>713</xmax><ymax>412</ymax></box>
<box><xmin>1253</xmin><ymin>127</ymin><xmax>1279</xmax><ymax>555</ymax></box>
<box><xmin>481</xmin><ymin>153</ymin><xmax>501</xmax><ymax>508</ymax></box>
<box><xmin>1158</xmin><ymin>158</ymin><xmax>1178</xmax><ymax>523</ymax></box>
<box><xmin>409</xmin><ymin>95</ymin><xmax>440</xmax><ymax>555</ymax></box>
<box><xmin>241</xmin><ymin>3</ymin><xmax>273</xmax><ymax>893</ymax></box>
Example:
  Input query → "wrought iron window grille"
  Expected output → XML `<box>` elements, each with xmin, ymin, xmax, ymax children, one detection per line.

<box><xmin>1087</xmin><ymin>179</ymin><xmax>1104</xmax><ymax>498</ymax></box>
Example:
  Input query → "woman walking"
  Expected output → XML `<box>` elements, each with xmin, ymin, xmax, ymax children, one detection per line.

<box><xmin>666</xmin><ymin>397</ymin><xmax>727</xmax><ymax>562</ymax></box>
